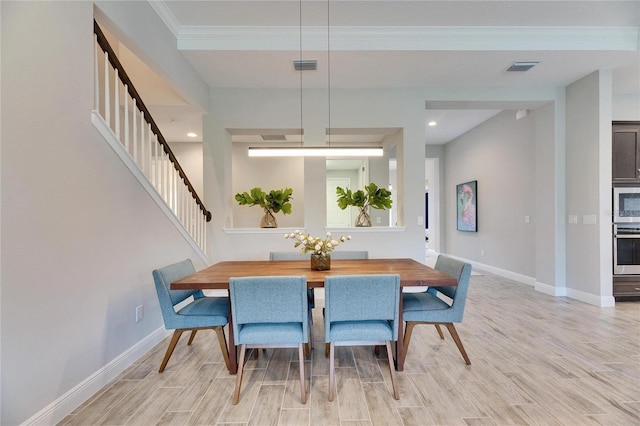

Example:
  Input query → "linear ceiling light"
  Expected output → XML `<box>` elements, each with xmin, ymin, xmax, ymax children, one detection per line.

<box><xmin>248</xmin><ymin>146</ymin><xmax>384</xmax><ymax>157</ymax></box>
<box><xmin>247</xmin><ymin>0</ymin><xmax>382</xmax><ymax>158</ymax></box>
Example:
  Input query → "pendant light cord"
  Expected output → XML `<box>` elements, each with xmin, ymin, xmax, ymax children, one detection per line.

<box><xmin>327</xmin><ymin>0</ymin><xmax>331</xmax><ymax>147</ymax></box>
<box><xmin>300</xmin><ymin>0</ymin><xmax>303</xmax><ymax>148</ymax></box>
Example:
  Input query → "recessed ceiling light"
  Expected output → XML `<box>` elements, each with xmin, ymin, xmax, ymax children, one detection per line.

<box><xmin>187</xmin><ymin>132</ymin><xmax>197</xmax><ymax>138</ymax></box>
<box><xmin>428</xmin><ymin>121</ymin><xmax>437</xmax><ymax>127</ymax></box>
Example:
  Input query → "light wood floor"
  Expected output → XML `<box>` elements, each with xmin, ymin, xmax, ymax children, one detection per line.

<box><xmin>60</xmin><ymin>272</ymin><xmax>640</xmax><ymax>425</ymax></box>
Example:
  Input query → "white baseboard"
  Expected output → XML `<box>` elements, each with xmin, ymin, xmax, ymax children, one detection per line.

<box><xmin>21</xmin><ymin>327</ymin><xmax>168</xmax><ymax>426</ymax></box>
<box><xmin>447</xmin><ymin>255</ymin><xmax>536</xmax><ymax>286</ymax></box>
<box><xmin>535</xmin><ymin>281</ymin><xmax>567</xmax><ymax>296</ymax></box>
<box><xmin>565</xmin><ymin>288</ymin><xmax>616</xmax><ymax>307</ymax></box>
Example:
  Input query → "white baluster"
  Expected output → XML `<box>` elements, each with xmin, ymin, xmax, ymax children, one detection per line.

<box><xmin>153</xmin><ymin>136</ymin><xmax>158</xmax><ymax>191</ymax></box>
<box><xmin>163</xmin><ymin>152</ymin><xmax>168</xmax><ymax>204</ymax></box>
<box><xmin>104</xmin><ymin>51</ymin><xmax>110</xmax><ymax>126</ymax></box>
<box><xmin>114</xmin><ymin>69</ymin><xmax>120</xmax><ymax>139</ymax></box>
<box><xmin>94</xmin><ymin>36</ymin><xmax>99</xmax><ymax>111</ymax></box>
<box><xmin>132</xmin><ymin>99</ymin><xmax>137</xmax><ymax>159</ymax></box>
<box><xmin>124</xmin><ymin>86</ymin><xmax>129</xmax><ymax>152</ymax></box>
<box><xmin>140</xmin><ymin>120</ymin><xmax>146</xmax><ymax>176</ymax></box>
<box><xmin>146</xmin><ymin>125</ymin><xmax>152</xmax><ymax>179</ymax></box>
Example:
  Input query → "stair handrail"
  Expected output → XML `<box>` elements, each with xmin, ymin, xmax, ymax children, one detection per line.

<box><xmin>93</xmin><ymin>20</ymin><xmax>211</xmax><ymax>222</ymax></box>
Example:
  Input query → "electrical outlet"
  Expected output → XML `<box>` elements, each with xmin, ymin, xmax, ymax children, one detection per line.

<box><xmin>136</xmin><ymin>305</ymin><xmax>144</xmax><ymax>322</ymax></box>
<box><xmin>376</xmin><ymin>217</ymin><xmax>381</xmax><ymax>224</ymax></box>
<box><xmin>480</xmin><ymin>250</ymin><xmax>485</xmax><ymax>256</ymax></box>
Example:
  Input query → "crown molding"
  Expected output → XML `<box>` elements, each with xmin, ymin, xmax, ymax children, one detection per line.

<box><xmin>176</xmin><ymin>25</ymin><xmax>639</xmax><ymax>51</ymax></box>
<box><xmin>148</xmin><ymin>0</ymin><xmax>181</xmax><ymax>39</ymax></box>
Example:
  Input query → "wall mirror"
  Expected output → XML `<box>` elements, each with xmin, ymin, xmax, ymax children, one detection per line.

<box><xmin>326</xmin><ymin>155</ymin><xmax>396</xmax><ymax>228</ymax></box>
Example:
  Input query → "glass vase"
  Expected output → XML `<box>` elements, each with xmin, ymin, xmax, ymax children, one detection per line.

<box><xmin>310</xmin><ymin>254</ymin><xmax>331</xmax><ymax>271</ymax></box>
<box><xmin>355</xmin><ymin>208</ymin><xmax>372</xmax><ymax>227</ymax></box>
<box><xmin>260</xmin><ymin>209</ymin><xmax>277</xmax><ymax>228</ymax></box>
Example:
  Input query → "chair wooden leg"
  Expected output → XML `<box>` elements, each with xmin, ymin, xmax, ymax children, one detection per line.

<box><xmin>403</xmin><ymin>322</ymin><xmax>416</xmax><ymax>358</ymax></box>
<box><xmin>187</xmin><ymin>329</ymin><xmax>198</xmax><ymax>345</ymax></box>
<box><xmin>434</xmin><ymin>324</ymin><xmax>445</xmax><ymax>339</ymax></box>
<box><xmin>214</xmin><ymin>326</ymin><xmax>231</xmax><ymax>371</ymax></box>
<box><xmin>159</xmin><ymin>330</ymin><xmax>185</xmax><ymax>373</ymax></box>
<box><xmin>328</xmin><ymin>343</ymin><xmax>335</xmax><ymax>401</ymax></box>
<box><xmin>385</xmin><ymin>341</ymin><xmax>400</xmax><ymax>400</ymax></box>
<box><xmin>445</xmin><ymin>323</ymin><xmax>471</xmax><ymax>365</ymax></box>
<box><xmin>232</xmin><ymin>345</ymin><xmax>247</xmax><ymax>404</ymax></box>
<box><xmin>298</xmin><ymin>344</ymin><xmax>307</xmax><ymax>404</ymax></box>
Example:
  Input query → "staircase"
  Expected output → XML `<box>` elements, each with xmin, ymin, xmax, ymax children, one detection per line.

<box><xmin>92</xmin><ymin>21</ymin><xmax>210</xmax><ymax>259</ymax></box>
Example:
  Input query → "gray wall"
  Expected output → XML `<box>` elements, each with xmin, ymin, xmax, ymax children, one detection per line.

<box><xmin>444</xmin><ymin>110</ymin><xmax>537</xmax><ymax>277</ymax></box>
<box><xmin>1</xmin><ymin>1</ymin><xmax>634</xmax><ymax>423</ymax></box>
<box><xmin>204</xmin><ymin>88</ymin><xmax>428</xmax><ymax>263</ymax></box>
<box><xmin>565</xmin><ymin>71</ymin><xmax>613</xmax><ymax>300</ymax></box>
<box><xmin>1</xmin><ymin>2</ymin><xmax>207</xmax><ymax>424</ymax></box>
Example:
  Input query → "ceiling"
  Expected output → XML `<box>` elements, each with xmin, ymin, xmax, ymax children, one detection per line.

<box><xmin>127</xmin><ymin>0</ymin><xmax>639</xmax><ymax>145</ymax></box>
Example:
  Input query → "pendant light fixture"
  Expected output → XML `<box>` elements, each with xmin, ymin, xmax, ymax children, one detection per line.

<box><xmin>248</xmin><ymin>0</ymin><xmax>383</xmax><ymax>158</ymax></box>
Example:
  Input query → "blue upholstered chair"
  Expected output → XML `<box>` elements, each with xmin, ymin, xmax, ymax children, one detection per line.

<box><xmin>152</xmin><ymin>259</ymin><xmax>230</xmax><ymax>372</ymax></box>
<box><xmin>270</xmin><ymin>250</ymin><xmax>369</xmax><ymax>311</ymax></box>
<box><xmin>229</xmin><ymin>275</ymin><xmax>309</xmax><ymax>405</ymax></box>
<box><xmin>402</xmin><ymin>255</ymin><xmax>472</xmax><ymax>365</ymax></box>
<box><xmin>324</xmin><ymin>274</ymin><xmax>400</xmax><ymax>401</ymax></box>
<box><xmin>269</xmin><ymin>251</ymin><xmax>314</xmax><ymax>309</ymax></box>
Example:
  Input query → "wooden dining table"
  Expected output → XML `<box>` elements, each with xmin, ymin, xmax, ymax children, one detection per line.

<box><xmin>171</xmin><ymin>258</ymin><xmax>457</xmax><ymax>374</ymax></box>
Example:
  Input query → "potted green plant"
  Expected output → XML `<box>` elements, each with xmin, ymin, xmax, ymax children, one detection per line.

<box><xmin>336</xmin><ymin>182</ymin><xmax>392</xmax><ymax>227</ymax></box>
<box><xmin>235</xmin><ymin>187</ymin><xmax>293</xmax><ymax>228</ymax></box>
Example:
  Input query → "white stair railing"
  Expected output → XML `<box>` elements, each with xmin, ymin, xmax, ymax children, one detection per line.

<box><xmin>93</xmin><ymin>21</ymin><xmax>209</xmax><ymax>253</ymax></box>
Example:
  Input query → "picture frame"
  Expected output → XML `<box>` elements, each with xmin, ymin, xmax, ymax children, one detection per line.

<box><xmin>456</xmin><ymin>180</ymin><xmax>477</xmax><ymax>232</ymax></box>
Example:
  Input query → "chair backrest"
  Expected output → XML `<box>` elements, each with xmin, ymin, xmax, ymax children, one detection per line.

<box><xmin>329</xmin><ymin>250</ymin><xmax>369</xmax><ymax>259</ymax></box>
<box><xmin>269</xmin><ymin>250</ymin><xmax>368</xmax><ymax>261</ymax></box>
<box><xmin>152</xmin><ymin>259</ymin><xmax>203</xmax><ymax>328</ymax></box>
<box><xmin>229</xmin><ymin>276</ymin><xmax>308</xmax><ymax>342</ymax></box>
<box><xmin>324</xmin><ymin>274</ymin><xmax>400</xmax><ymax>340</ymax></box>
<box><xmin>269</xmin><ymin>251</ymin><xmax>310</xmax><ymax>260</ymax></box>
<box><xmin>429</xmin><ymin>255</ymin><xmax>472</xmax><ymax>319</ymax></box>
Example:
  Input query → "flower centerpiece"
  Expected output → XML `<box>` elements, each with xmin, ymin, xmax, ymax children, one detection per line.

<box><xmin>284</xmin><ymin>230</ymin><xmax>351</xmax><ymax>270</ymax></box>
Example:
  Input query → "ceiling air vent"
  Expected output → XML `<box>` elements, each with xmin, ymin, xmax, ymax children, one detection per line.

<box><xmin>293</xmin><ymin>60</ymin><xmax>317</xmax><ymax>71</ymax></box>
<box><xmin>261</xmin><ymin>135</ymin><xmax>287</xmax><ymax>141</ymax></box>
<box><xmin>506</xmin><ymin>61</ymin><xmax>539</xmax><ymax>72</ymax></box>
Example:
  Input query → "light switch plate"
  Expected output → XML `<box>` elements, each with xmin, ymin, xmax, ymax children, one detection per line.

<box><xmin>583</xmin><ymin>214</ymin><xmax>597</xmax><ymax>225</ymax></box>
<box><xmin>568</xmin><ymin>215</ymin><xmax>578</xmax><ymax>224</ymax></box>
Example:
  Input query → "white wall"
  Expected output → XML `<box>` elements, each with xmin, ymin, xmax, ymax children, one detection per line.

<box><xmin>168</xmin><ymin>142</ymin><xmax>204</xmax><ymax>199</ymax></box>
<box><xmin>565</xmin><ymin>71</ymin><xmax>614</xmax><ymax>305</ymax></box>
<box><xmin>232</xmin><ymin>143</ymin><xmax>305</xmax><ymax>228</ymax></box>
<box><xmin>204</xmin><ymin>88</ymin><xmax>427</xmax><ymax>263</ymax></box>
<box><xmin>613</xmin><ymin>94</ymin><xmax>640</xmax><ymax>120</ymax></box>
<box><xmin>1</xmin><ymin>2</ymin><xmax>208</xmax><ymax>424</ymax></box>
<box><xmin>534</xmin><ymin>102</ymin><xmax>565</xmax><ymax>294</ymax></box>
<box><xmin>444</xmin><ymin>110</ymin><xmax>537</xmax><ymax>277</ymax></box>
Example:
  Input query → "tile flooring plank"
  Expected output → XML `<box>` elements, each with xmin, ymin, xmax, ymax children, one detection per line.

<box><xmin>187</xmin><ymin>376</ymin><xmax>236</xmax><ymax>425</ymax></box>
<box><xmin>277</xmin><ymin>408</ymin><xmax>310</xmax><ymax>426</ymax></box>
<box><xmin>335</xmin><ymin>367</ymin><xmax>371</xmax><ymax>421</ymax></box>
<box><xmin>247</xmin><ymin>383</ymin><xmax>286</xmax><ymax>426</ymax></box>
<box><xmin>309</xmin><ymin>376</ymin><xmax>341</xmax><ymax>426</ymax></box>
<box><xmin>55</xmin><ymin>272</ymin><xmax>640</xmax><ymax>426</ymax></box>
<box><xmin>125</xmin><ymin>387</ymin><xmax>183</xmax><ymax>425</ymax></box>
<box><xmin>360</xmin><ymin>382</ymin><xmax>402</xmax><ymax>426</ymax></box>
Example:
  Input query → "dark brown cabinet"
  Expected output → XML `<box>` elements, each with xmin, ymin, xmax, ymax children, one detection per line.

<box><xmin>613</xmin><ymin>276</ymin><xmax>640</xmax><ymax>301</ymax></box>
<box><xmin>612</xmin><ymin>122</ymin><xmax>640</xmax><ymax>182</ymax></box>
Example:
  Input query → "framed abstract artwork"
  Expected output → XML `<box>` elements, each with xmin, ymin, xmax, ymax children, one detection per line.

<box><xmin>456</xmin><ymin>180</ymin><xmax>477</xmax><ymax>232</ymax></box>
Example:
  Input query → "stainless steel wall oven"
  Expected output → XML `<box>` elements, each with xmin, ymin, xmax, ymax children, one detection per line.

<box><xmin>613</xmin><ymin>224</ymin><xmax>640</xmax><ymax>275</ymax></box>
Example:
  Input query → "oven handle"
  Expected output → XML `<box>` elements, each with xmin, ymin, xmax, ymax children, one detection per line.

<box><xmin>613</xmin><ymin>234</ymin><xmax>640</xmax><ymax>238</ymax></box>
